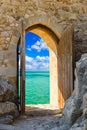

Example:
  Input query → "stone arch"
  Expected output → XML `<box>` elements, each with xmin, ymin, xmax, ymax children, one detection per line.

<box><xmin>9</xmin><ymin>14</ymin><xmax>73</xmax><ymax>113</ymax></box>
<box><xmin>9</xmin><ymin>14</ymin><xmax>63</xmax><ymax>87</ymax></box>
<box><xmin>25</xmin><ymin>14</ymin><xmax>63</xmax><ymax>36</ymax></box>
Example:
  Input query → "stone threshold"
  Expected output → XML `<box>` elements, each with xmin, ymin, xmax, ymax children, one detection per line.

<box><xmin>25</xmin><ymin>105</ymin><xmax>62</xmax><ymax>117</ymax></box>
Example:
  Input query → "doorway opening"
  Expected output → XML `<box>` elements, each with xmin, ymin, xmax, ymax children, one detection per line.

<box><xmin>25</xmin><ymin>32</ymin><xmax>50</xmax><ymax>106</ymax></box>
<box><xmin>18</xmin><ymin>22</ymin><xmax>73</xmax><ymax>114</ymax></box>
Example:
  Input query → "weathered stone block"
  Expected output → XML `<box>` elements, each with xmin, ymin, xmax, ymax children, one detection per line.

<box><xmin>0</xmin><ymin>102</ymin><xmax>19</xmax><ymax>118</ymax></box>
<box><xmin>0</xmin><ymin>78</ymin><xmax>17</xmax><ymax>102</ymax></box>
<box><xmin>0</xmin><ymin>115</ymin><xmax>13</xmax><ymax>124</ymax></box>
<box><xmin>0</xmin><ymin>68</ymin><xmax>17</xmax><ymax>77</ymax></box>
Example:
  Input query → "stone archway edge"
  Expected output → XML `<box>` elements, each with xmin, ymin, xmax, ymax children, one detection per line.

<box><xmin>8</xmin><ymin>14</ymin><xmax>74</xmax><ymax>114</ymax></box>
<box><xmin>8</xmin><ymin>14</ymin><xmax>65</xmax><ymax>79</ymax></box>
<box><xmin>10</xmin><ymin>14</ymin><xmax>62</xmax><ymax>44</ymax></box>
<box><xmin>10</xmin><ymin>14</ymin><xmax>71</xmax><ymax>48</ymax></box>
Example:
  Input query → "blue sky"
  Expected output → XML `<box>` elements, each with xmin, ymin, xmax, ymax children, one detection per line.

<box><xmin>25</xmin><ymin>32</ymin><xmax>49</xmax><ymax>71</ymax></box>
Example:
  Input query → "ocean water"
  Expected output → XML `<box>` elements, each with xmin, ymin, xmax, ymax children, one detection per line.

<box><xmin>25</xmin><ymin>72</ymin><xmax>50</xmax><ymax>105</ymax></box>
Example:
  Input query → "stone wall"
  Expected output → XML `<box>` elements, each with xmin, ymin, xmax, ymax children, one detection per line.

<box><xmin>0</xmin><ymin>0</ymin><xmax>87</xmax><ymax>82</ymax></box>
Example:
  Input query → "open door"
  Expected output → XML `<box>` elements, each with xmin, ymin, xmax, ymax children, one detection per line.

<box><xmin>20</xmin><ymin>21</ymin><xmax>25</xmax><ymax>114</ymax></box>
<box><xmin>58</xmin><ymin>25</ymin><xmax>74</xmax><ymax>108</ymax></box>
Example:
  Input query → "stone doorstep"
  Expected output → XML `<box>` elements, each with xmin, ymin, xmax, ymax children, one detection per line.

<box><xmin>25</xmin><ymin>106</ymin><xmax>62</xmax><ymax>117</ymax></box>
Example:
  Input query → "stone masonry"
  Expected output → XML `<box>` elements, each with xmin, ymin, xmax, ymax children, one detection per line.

<box><xmin>0</xmin><ymin>0</ymin><xmax>87</xmax><ymax>84</ymax></box>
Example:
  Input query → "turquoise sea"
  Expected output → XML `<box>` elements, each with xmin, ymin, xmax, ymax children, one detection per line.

<box><xmin>25</xmin><ymin>72</ymin><xmax>50</xmax><ymax>105</ymax></box>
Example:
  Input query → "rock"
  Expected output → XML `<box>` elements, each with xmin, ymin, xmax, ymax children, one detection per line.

<box><xmin>63</xmin><ymin>96</ymin><xmax>82</xmax><ymax>125</ymax></box>
<box><xmin>63</xmin><ymin>54</ymin><xmax>87</xmax><ymax>125</ymax></box>
<box><xmin>0</xmin><ymin>124</ymin><xmax>15</xmax><ymax>130</ymax></box>
<box><xmin>84</xmin><ymin>120</ymin><xmax>87</xmax><ymax>130</ymax></box>
<box><xmin>0</xmin><ymin>78</ymin><xmax>17</xmax><ymax>102</ymax></box>
<box><xmin>83</xmin><ymin>93</ymin><xmax>87</xmax><ymax>109</ymax></box>
<box><xmin>70</xmin><ymin>116</ymin><xmax>85</xmax><ymax>130</ymax></box>
<box><xmin>83</xmin><ymin>108</ymin><xmax>87</xmax><ymax>118</ymax></box>
<box><xmin>74</xmin><ymin>54</ymin><xmax>87</xmax><ymax>98</ymax></box>
<box><xmin>69</xmin><ymin>14</ymin><xmax>77</xmax><ymax>21</ymax></box>
<box><xmin>70</xmin><ymin>127</ymin><xmax>84</xmax><ymax>130</ymax></box>
<box><xmin>0</xmin><ymin>124</ymin><xmax>19</xmax><ymax>130</ymax></box>
<box><xmin>78</xmin><ymin>15</ymin><xmax>87</xmax><ymax>21</ymax></box>
<box><xmin>24</xmin><ymin>14</ymin><xmax>29</xmax><ymax>19</ymax></box>
<box><xmin>0</xmin><ymin>102</ymin><xmax>19</xmax><ymax>118</ymax></box>
<box><xmin>0</xmin><ymin>115</ymin><xmax>13</xmax><ymax>124</ymax></box>
<box><xmin>1</xmin><ymin>32</ymin><xmax>9</xmax><ymax>37</ymax></box>
<box><xmin>56</xmin><ymin>124</ymin><xmax>70</xmax><ymax>130</ymax></box>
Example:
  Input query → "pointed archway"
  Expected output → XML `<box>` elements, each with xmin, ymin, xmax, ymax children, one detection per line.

<box><xmin>19</xmin><ymin>21</ymin><xmax>74</xmax><ymax>114</ymax></box>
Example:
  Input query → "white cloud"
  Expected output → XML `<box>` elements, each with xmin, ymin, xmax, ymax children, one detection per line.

<box><xmin>27</xmin><ymin>39</ymin><xmax>48</xmax><ymax>52</ymax></box>
<box><xmin>26</xmin><ymin>56</ymin><xmax>33</xmax><ymax>63</ymax></box>
<box><xmin>25</xmin><ymin>55</ymin><xmax>49</xmax><ymax>71</ymax></box>
<box><xmin>36</xmin><ymin>56</ymin><xmax>49</xmax><ymax>62</ymax></box>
